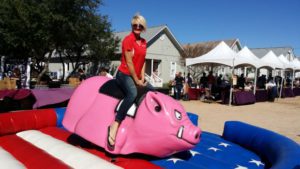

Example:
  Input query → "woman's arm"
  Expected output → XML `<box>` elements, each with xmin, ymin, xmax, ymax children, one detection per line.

<box><xmin>141</xmin><ymin>63</ymin><xmax>145</xmax><ymax>83</ymax></box>
<box><xmin>125</xmin><ymin>51</ymin><xmax>144</xmax><ymax>86</ymax></box>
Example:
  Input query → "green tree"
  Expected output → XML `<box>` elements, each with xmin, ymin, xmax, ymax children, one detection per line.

<box><xmin>0</xmin><ymin>0</ymin><xmax>119</xmax><ymax>82</ymax></box>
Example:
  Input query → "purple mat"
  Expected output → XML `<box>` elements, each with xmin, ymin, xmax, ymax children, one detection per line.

<box><xmin>233</xmin><ymin>90</ymin><xmax>256</xmax><ymax>105</ymax></box>
<box><xmin>0</xmin><ymin>89</ymin><xmax>32</xmax><ymax>100</ymax></box>
<box><xmin>255</xmin><ymin>89</ymin><xmax>268</xmax><ymax>102</ymax></box>
<box><xmin>31</xmin><ymin>88</ymin><xmax>74</xmax><ymax>108</ymax></box>
<box><xmin>283</xmin><ymin>88</ymin><xmax>294</xmax><ymax>98</ymax></box>
<box><xmin>293</xmin><ymin>87</ymin><xmax>300</xmax><ymax>96</ymax></box>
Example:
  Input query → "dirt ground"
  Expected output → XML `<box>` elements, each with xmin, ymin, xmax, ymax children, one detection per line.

<box><xmin>180</xmin><ymin>96</ymin><xmax>300</xmax><ymax>144</ymax></box>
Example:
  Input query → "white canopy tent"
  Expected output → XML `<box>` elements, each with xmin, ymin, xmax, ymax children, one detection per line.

<box><xmin>186</xmin><ymin>41</ymin><xmax>238</xmax><ymax>106</ymax></box>
<box><xmin>235</xmin><ymin>46</ymin><xmax>261</xmax><ymax>68</ymax></box>
<box><xmin>278</xmin><ymin>54</ymin><xmax>294</xmax><ymax>85</ymax></box>
<box><xmin>260</xmin><ymin>51</ymin><xmax>284</xmax><ymax>69</ymax></box>
<box><xmin>278</xmin><ymin>54</ymin><xmax>293</xmax><ymax>69</ymax></box>
<box><xmin>291</xmin><ymin>58</ymin><xmax>300</xmax><ymax>85</ymax></box>
<box><xmin>236</xmin><ymin>47</ymin><xmax>264</xmax><ymax>94</ymax></box>
<box><xmin>185</xmin><ymin>43</ymin><xmax>298</xmax><ymax>104</ymax></box>
<box><xmin>291</xmin><ymin>58</ymin><xmax>300</xmax><ymax>71</ymax></box>
<box><xmin>186</xmin><ymin>41</ymin><xmax>236</xmax><ymax>67</ymax></box>
<box><xmin>277</xmin><ymin>54</ymin><xmax>294</xmax><ymax>97</ymax></box>
<box><xmin>260</xmin><ymin>51</ymin><xmax>284</xmax><ymax>99</ymax></box>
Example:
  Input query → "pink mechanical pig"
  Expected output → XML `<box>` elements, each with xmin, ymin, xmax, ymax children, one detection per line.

<box><xmin>62</xmin><ymin>76</ymin><xmax>201</xmax><ymax>157</ymax></box>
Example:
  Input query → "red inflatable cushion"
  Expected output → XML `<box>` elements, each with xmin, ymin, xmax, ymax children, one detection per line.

<box><xmin>0</xmin><ymin>109</ymin><xmax>57</xmax><ymax>136</ymax></box>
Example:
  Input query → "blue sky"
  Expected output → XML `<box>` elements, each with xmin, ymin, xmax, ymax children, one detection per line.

<box><xmin>100</xmin><ymin>0</ymin><xmax>300</xmax><ymax>56</ymax></box>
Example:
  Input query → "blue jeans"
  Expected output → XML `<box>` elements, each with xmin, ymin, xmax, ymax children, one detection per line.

<box><xmin>115</xmin><ymin>71</ymin><xmax>154</xmax><ymax>123</ymax></box>
<box><xmin>175</xmin><ymin>85</ymin><xmax>183</xmax><ymax>100</ymax></box>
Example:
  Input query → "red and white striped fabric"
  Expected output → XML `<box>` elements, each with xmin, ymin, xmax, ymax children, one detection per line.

<box><xmin>1</xmin><ymin>130</ymin><xmax>121</xmax><ymax>169</ymax></box>
<box><xmin>0</xmin><ymin>147</ymin><xmax>26</xmax><ymax>169</ymax></box>
<box><xmin>0</xmin><ymin>109</ymin><xmax>161</xmax><ymax>169</ymax></box>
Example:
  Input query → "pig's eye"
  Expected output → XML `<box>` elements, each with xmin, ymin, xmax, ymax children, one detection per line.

<box><xmin>155</xmin><ymin>105</ymin><xmax>161</xmax><ymax>112</ymax></box>
<box><xmin>151</xmin><ymin>98</ymin><xmax>161</xmax><ymax>112</ymax></box>
<box><xmin>175</xmin><ymin>110</ymin><xmax>182</xmax><ymax>120</ymax></box>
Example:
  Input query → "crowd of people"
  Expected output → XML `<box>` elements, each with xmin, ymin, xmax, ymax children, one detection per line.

<box><xmin>171</xmin><ymin>71</ymin><xmax>231</xmax><ymax>101</ymax></box>
<box><xmin>170</xmin><ymin>70</ymin><xmax>299</xmax><ymax>101</ymax></box>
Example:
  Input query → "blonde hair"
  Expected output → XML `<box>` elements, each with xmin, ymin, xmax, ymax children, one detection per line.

<box><xmin>131</xmin><ymin>14</ymin><xmax>147</xmax><ymax>31</ymax></box>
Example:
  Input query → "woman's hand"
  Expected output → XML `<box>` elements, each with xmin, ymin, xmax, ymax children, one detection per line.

<box><xmin>136</xmin><ymin>79</ymin><xmax>146</xmax><ymax>86</ymax></box>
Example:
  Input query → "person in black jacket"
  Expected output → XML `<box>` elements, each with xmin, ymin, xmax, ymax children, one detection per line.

<box><xmin>186</xmin><ymin>73</ymin><xmax>193</xmax><ymax>87</ymax></box>
<box><xmin>174</xmin><ymin>72</ymin><xmax>184</xmax><ymax>100</ymax></box>
<box><xmin>200</xmin><ymin>72</ymin><xmax>208</xmax><ymax>88</ymax></box>
<box><xmin>237</xmin><ymin>73</ymin><xmax>246</xmax><ymax>90</ymax></box>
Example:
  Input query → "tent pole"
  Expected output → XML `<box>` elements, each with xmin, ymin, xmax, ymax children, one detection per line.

<box><xmin>253</xmin><ymin>68</ymin><xmax>257</xmax><ymax>94</ymax></box>
<box><xmin>229</xmin><ymin>59</ymin><xmax>235</xmax><ymax>106</ymax></box>
<box><xmin>279</xmin><ymin>69</ymin><xmax>284</xmax><ymax>99</ymax></box>
<box><xmin>151</xmin><ymin>59</ymin><xmax>153</xmax><ymax>77</ymax></box>
<box><xmin>229</xmin><ymin>68</ymin><xmax>233</xmax><ymax>106</ymax></box>
<box><xmin>25</xmin><ymin>58</ymin><xmax>31</xmax><ymax>89</ymax></box>
<box><xmin>291</xmin><ymin>69</ymin><xmax>295</xmax><ymax>89</ymax></box>
<box><xmin>0</xmin><ymin>56</ymin><xmax>4</xmax><ymax>73</ymax></box>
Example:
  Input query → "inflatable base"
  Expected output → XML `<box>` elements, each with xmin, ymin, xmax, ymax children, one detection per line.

<box><xmin>0</xmin><ymin>108</ymin><xmax>299</xmax><ymax>169</ymax></box>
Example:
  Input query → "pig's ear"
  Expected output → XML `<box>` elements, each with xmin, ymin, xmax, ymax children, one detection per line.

<box><xmin>145</xmin><ymin>92</ymin><xmax>164</xmax><ymax>114</ymax></box>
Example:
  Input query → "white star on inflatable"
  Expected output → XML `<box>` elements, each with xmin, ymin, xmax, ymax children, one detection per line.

<box><xmin>166</xmin><ymin>158</ymin><xmax>184</xmax><ymax>164</ymax></box>
<box><xmin>219</xmin><ymin>142</ymin><xmax>230</xmax><ymax>147</ymax></box>
<box><xmin>235</xmin><ymin>165</ymin><xmax>248</xmax><ymax>169</ymax></box>
<box><xmin>208</xmin><ymin>147</ymin><xmax>221</xmax><ymax>152</ymax></box>
<box><xmin>189</xmin><ymin>150</ymin><xmax>201</xmax><ymax>156</ymax></box>
<box><xmin>249</xmin><ymin>159</ymin><xmax>265</xmax><ymax>166</ymax></box>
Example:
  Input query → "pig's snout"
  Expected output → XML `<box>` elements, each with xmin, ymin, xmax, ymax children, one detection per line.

<box><xmin>177</xmin><ymin>125</ymin><xmax>201</xmax><ymax>145</ymax></box>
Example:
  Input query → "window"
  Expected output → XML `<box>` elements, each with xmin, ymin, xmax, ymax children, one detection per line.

<box><xmin>170</xmin><ymin>62</ymin><xmax>176</xmax><ymax>77</ymax></box>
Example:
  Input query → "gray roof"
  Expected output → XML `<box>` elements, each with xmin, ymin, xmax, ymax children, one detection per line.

<box><xmin>184</xmin><ymin>39</ymin><xmax>240</xmax><ymax>49</ymax></box>
<box><xmin>114</xmin><ymin>25</ymin><xmax>184</xmax><ymax>54</ymax></box>
<box><xmin>250</xmin><ymin>47</ymin><xmax>294</xmax><ymax>58</ymax></box>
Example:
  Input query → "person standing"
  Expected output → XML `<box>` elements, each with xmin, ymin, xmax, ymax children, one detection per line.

<box><xmin>99</xmin><ymin>67</ymin><xmax>113</xmax><ymax>79</ymax></box>
<box><xmin>186</xmin><ymin>72</ymin><xmax>193</xmax><ymax>87</ymax></box>
<box><xmin>78</xmin><ymin>68</ymin><xmax>86</xmax><ymax>81</ymax></box>
<box><xmin>174</xmin><ymin>72</ymin><xmax>184</xmax><ymax>100</ymax></box>
<box><xmin>207</xmin><ymin>71</ymin><xmax>215</xmax><ymax>89</ymax></box>
<box><xmin>200</xmin><ymin>72</ymin><xmax>208</xmax><ymax>88</ymax></box>
<box><xmin>217</xmin><ymin>74</ymin><xmax>223</xmax><ymax>87</ymax></box>
<box><xmin>207</xmin><ymin>71</ymin><xmax>215</xmax><ymax>96</ymax></box>
<box><xmin>12</xmin><ymin>67</ymin><xmax>21</xmax><ymax>89</ymax></box>
<box><xmin>107</xmin><ymin>14</ymin><xmax>153</xmax><ymax>150</ymax></box>
<box><xmin>237</xmin><ymin>73</ymin><xmax>246</xmax><ymax>90</ymax></box>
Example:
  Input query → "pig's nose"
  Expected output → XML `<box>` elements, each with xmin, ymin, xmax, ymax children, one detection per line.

<box><xmin>194</xmin><ymin>129</ymin><xmax>200</xmax><ymax>140</ymax></box>
<box><xmin>180</xmin><ymin>125</ymin><xmax>201</xmax><ymax>145</ymax></box>
<box><xmin>191</xmin><ymin>126</ymin><xmax>201</xmax><ymax>143</ymax></box>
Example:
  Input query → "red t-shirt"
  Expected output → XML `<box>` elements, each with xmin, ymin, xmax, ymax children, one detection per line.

<box><xmin>118</xmin><ymin>32</ymin><xmax>147</xmax><ymax>79</ymax></box>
